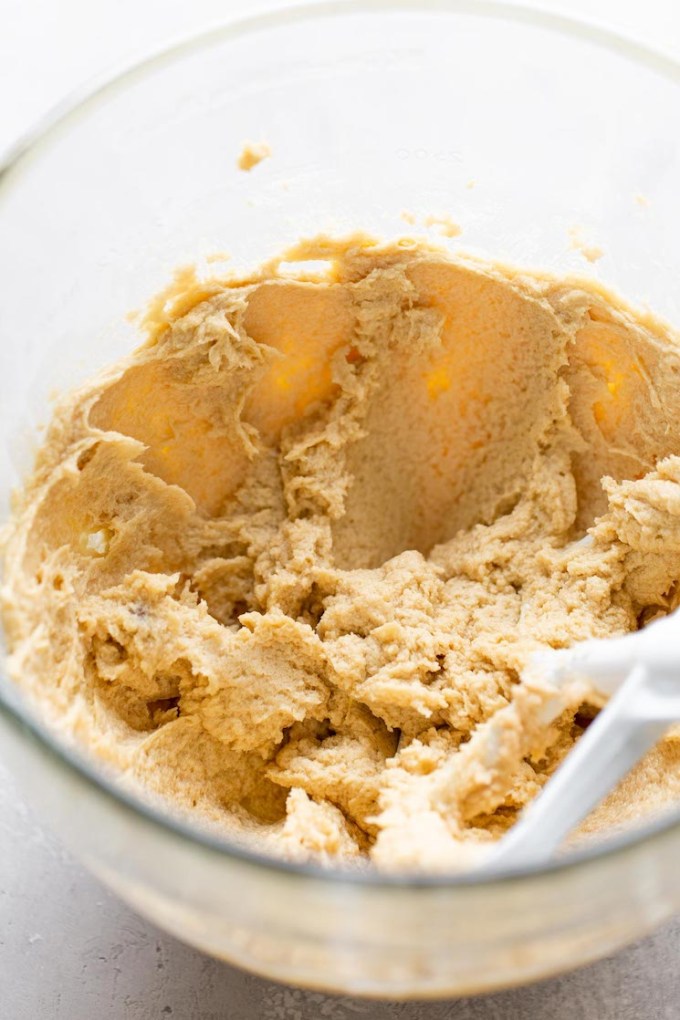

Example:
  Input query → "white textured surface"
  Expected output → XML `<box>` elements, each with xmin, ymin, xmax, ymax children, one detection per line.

<box><xmin>1</xmin><ymin>1</ymin><xmax>680</xmax><ymax>1016</ymax></box>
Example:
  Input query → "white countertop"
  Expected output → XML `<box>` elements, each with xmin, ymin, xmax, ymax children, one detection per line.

<box><xmin>1</xmin><ymin>1</ymin><xmax>679</xmax><ymax>1016</ymax></box>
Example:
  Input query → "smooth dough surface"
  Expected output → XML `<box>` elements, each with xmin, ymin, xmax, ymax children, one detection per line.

<box><xmin>3</xmin><ymin>235</ymin><xmax>680</xmax><ymax>870</ymax></box>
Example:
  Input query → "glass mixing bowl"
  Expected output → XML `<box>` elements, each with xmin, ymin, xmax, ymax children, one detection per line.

<box><xmin>1</xmin><ymin>0</ymin><xmax>680</xmax><ymax>999</ymax></box>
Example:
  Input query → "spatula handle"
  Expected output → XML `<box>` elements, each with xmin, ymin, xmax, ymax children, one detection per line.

<box><xmin>487</xmin><ymin>665</ymin><xmax>672</xmax><ymax>869</ymax></box>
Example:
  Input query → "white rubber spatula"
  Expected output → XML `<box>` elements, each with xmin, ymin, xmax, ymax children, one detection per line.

<box><xmin>484</xmin><ymin>611</ymin><xmax>680</xmax><ymax>870</ymax></box>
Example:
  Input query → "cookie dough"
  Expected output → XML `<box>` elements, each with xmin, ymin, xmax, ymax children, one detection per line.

<box><xmin>3</xmin><ymin>235</ymin><xmax>680</xmax><ymax>870</ymax></box>
<box><xmin>236</xmin><ymin>140</ymin><xmax>271</xmax><ymax>172</ymax></box>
